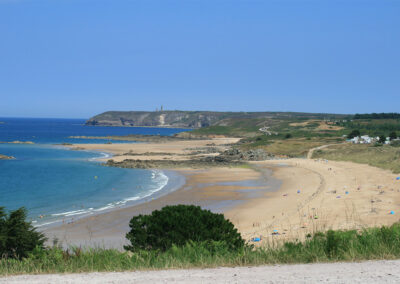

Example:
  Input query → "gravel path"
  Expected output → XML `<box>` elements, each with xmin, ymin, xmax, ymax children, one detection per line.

<box><xmin>2</xmin><ymin>260</ymin><xmax>400</xmax><ymax>283</ymax></box>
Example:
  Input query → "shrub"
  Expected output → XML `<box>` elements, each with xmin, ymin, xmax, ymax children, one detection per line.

<box><xmin>125</xmin><ymin>205</ymin><xmax>245</xmax><ymax>252</ymax></box>
<box><xmin>348</xmin><ymin>130</ymin><xmax>360</xmax><ymax>139</ymax></box>
<box><xmin>0</xmin><ymin>207</ymin><xmax>46</xmax><ymax>259</ymax></box>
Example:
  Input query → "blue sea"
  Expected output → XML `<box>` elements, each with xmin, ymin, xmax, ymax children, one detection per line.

<box><xmin>0</xmin><ymin>118</ymin><xmax>189</xmax><ymax>227</ymax></box>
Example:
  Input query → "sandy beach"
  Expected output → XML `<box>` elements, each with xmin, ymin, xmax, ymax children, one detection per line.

<box><xmin>44</xmin><ymin>139</ymin><xmax>400</xmax><ymax>248</ymax></box>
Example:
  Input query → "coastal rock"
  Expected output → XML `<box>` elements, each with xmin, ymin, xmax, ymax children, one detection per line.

<box><xmin>105</xmin><ymin>158</ymin><xmax>245</xmax><ymax>169</ymax></box>
<box><xmin>220</xmin><ymin>148</ymin><xmax>273</xmax><ymax>161</ymax></box>
<box><xmin>0</xmin><ymin>154</ymin><xmax>15</xmax><ymax>160</ymax></box>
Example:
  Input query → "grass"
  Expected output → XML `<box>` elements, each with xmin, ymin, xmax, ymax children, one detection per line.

<box><xmin>312</xmin><ymin>143</ymin><xmax>400</xmax><ymax>173</ymax></box>
<box><xmin>2</xmin><ymin>224</ymin><xmax>400</xmax><ymax>275</ymax></box>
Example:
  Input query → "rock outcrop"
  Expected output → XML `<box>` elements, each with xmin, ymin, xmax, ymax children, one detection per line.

<box><xmin>0</xmin><ymin>154</ymin><xmax>15</xmax><ymax>160</ymax></box>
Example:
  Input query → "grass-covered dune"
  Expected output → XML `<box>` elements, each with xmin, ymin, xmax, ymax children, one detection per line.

<box><xmin>312</xmin><ymin>143</ymin><xmax>400</xmax><ymax>173</ymax></box>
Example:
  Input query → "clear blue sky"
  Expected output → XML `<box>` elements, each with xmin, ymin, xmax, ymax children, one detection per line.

<box><xmin>0</xmin><ymin>0</ymin><xmax>399</xmax><ymax>118</ymax></box>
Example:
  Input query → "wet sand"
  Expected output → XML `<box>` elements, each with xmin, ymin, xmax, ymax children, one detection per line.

<box><xmin>43</xmin><ymin>167</ymin><xmax>272</xmax><ymax>249</ymax></box>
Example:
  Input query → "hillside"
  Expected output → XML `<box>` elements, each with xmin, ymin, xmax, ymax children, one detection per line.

<box><xmin>85</xmin><ymin>111</ymin><xmax>349</xmax><ymax>128</ymax></box>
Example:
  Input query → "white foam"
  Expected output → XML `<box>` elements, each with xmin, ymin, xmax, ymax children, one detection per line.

<box><xmin>51</xmin><ymin>209</ymin><xmax>88</xmax><ymax>217</ymax></box>
<box><xmin>41</xmin><ymin>170</ymin><xmax>170</xmax><ymax>227</ymax></box>
<box><xmin>88</xmin><ymin>151</ymin><xmax>112</xmax><ymax>162</ymax></box>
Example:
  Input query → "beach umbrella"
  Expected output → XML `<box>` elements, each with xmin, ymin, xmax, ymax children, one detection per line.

<box><xmin>390</xmin><ymin>211</ymin><xmax>395</xmax><ymax>215</ymax></box>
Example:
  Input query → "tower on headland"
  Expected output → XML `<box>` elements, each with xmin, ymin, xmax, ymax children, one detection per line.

<box><xmin>161</xmin><ymin>105</ymin><xmax>163</xmax><ymax>112</ymax></box>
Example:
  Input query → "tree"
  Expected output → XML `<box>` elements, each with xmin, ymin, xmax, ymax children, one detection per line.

<box><xmin>379</xmin><ymin>135</ymin><xmax>387</xmax><ymax>144</ymax></box>
<box><xmin>347</xmin><ymin>130</ymin><xmax>360</xmax><ymax>139</ymax></box>
<box><xmin>389</xmin><ymin>132</ymin><xmax>398</xmax><ymax>140</ymax></box>
<box><xmin>0</xmin><ymin>207</ymin><xmax>46</xmax><ymax>259</ymax></box>
<box><xmin>125</xmin><ymin>205</ymin><xmax>245</xmax><ymax>252</ymax></box>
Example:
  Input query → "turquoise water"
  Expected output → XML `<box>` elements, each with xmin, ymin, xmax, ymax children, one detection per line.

<box><xmin>0</xmin><ymin>118</ymin><xmax>188</xmax><ymax>226</ymax></box>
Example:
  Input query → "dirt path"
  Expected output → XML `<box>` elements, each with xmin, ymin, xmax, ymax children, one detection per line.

<box><xmin>2</xmin><ymin>260</ymin><xmax>400</xmax><ymax>283</ymax></box>
<box><xmin>307</xmin><ymin>143</ymin><xmax>342</xmax><ymax>159</ymax></box>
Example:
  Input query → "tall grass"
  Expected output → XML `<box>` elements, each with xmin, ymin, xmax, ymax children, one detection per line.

<box><xmin>2</xmin><ymin>223</ymin><xmax>400</xmax><ymax>275</ymax></box>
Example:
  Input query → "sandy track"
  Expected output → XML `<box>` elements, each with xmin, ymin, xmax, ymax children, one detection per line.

<box><xmin>2</xmin><ymin>260</ymin><xmax>400</xmax><ymax>283</ymax></box>
<box><xmin>306</xmin><ymin>143</ymin><xmax>342</xmax><ymax>159</ymax></box>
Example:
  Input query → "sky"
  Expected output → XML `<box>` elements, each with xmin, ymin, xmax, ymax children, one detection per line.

<box><xmin>0</xmin><ymin>0</ymin><xmax>399</xmax><ymax>118</ymax></box>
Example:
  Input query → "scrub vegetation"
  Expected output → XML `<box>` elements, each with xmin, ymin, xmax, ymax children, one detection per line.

<box><xmin>312</xmin><ymin>143</ymin><xmax>400</xmax><ymax>173</ymax></box>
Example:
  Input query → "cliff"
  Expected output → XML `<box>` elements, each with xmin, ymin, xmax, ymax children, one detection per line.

<box><xmin>86</xmin><ymin>111</ymin><xmax>350</xmax><ymax>128</ymax></box>
<box><xmin>85</xmin><ymin>111</ymin><xmax>229</xmax><ymax>128</ymax></box>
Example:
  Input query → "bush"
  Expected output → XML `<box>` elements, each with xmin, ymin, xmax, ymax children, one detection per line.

<box><xmin>125</xmin><ymin>205</ymin><xmax>245</xmax><ymax>252</ymax></box>
<box><xmin>0</xmin><ymin>207</ymin><xmax>46</xmax><ymax>259</ymax></box>
<box><xmin>348</xmin><ymin>130</ymin><xmax>360</xmax><ymax>139</ymax></box>
<box><xmin>389</xmin><ymin>131</ymin><xmax>398</xmax><ymax>140</ymax></box>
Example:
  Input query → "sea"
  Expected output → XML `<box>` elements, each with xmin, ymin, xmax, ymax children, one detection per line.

<box><xmin>0</xmin><ymin>117</ymin><xmax>189</xmax><ymax>227</ymax></box>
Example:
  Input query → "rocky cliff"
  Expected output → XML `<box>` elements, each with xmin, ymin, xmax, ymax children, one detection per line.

<box><xmin>86</xmin><ymin>111</ymin><xmax>349</xmax><ymax>128</ymax></box>
<box><xmin>86</xmin><ymin>111</ymin><xmax>236</xmax><ymax>128</ymax></box>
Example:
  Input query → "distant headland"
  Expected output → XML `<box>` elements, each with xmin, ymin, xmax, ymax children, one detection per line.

<box><xmin>86</xmin><ymin>110</ymin><xmax>350</xmax><ymax>128</ymax></box>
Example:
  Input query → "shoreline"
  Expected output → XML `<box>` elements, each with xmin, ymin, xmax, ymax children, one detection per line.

<box><xmin>42</xmin><ymin>165</ymin><xmax>272</xmax><ymax>249</ymax></box>
<box><xmin>35</xmin><ymin>169</ymin><xmax>186</xmax><ymax>230</ymax></box>
<box><xmin>43</xmin><ymin>138</ymin><xmax>400</xmax><ymax>250</ymax></box>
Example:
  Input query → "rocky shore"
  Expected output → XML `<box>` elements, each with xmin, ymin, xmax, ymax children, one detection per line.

<box><xmin>0</xmin><ymin>154</ymin><xmax>14</xmax><ymax>160</ymax></box>
<box><xmin>106</xmin><ymin>148</ymin><xmax>274</xmax><ymax>169</ymax></box>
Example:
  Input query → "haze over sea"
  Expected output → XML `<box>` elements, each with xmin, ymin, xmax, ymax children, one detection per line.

<box><xmin>0</xmin><ymin>118</ymin><xmax>188</xmax><ymax>227</ymax></box>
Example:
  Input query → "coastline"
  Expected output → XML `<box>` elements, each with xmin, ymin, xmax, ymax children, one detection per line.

<box><xmin>42</xmin><ymin>166</ymin><xmax>270</xmax><ymax>249</ymax></box>
<box><xmin>35</xmin><ymin>169</ymin><xmax>185</xmax><ymax>229</ymax></box>
<box><xmin>43</xmin><ymin>138</ymin><xmax>400</xmax><ymax>250</ymax></box>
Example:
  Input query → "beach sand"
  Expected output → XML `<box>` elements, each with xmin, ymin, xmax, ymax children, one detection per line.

<box><xmin>44</xmin><ymin>140</ymin><xmax>400</xmax><ymax>248</ymax></box>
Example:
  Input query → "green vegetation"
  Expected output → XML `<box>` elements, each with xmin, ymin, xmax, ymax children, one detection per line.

<box><xmin>347</xmin><ymin>130</ymin><xmax>360</xmax><ymax>139</ymax></box>
<box><xmin>3</xmin><ymin>223</ymin><xmax>400</xmax><ymax>275</ymax></box>
<box><xmin>125</xmin><ymin>205</ymin><xmax>245</xmax><ymax>252</ymax></box>
<box><xmin>389</xmin><ymin>131</ymin><xmax>398</xmax><ymax>140</ymax></box>
<box><xmin>312</xmin><ymin>144</ymin><xmax>400</xmax><ymax>173</ymax></box>
<box><xmin>354</xmin><ymin>113</ymin><xmax>400</xmax><ymax>120</ymax></box>
<box><xmin>0</xmin><ymin>207</ymin><xmax>46</xmax><ymax>259</ymax></box>
<box><xmin>339</xmin><ymin>119</ymin><xmax>400</xmax><ymax>137</ymax></box>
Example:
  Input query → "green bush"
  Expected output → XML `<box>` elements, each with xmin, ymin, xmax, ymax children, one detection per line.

<box><xmin>348</xmin><ymin>130</ymin><xmax>360</xmax><ymax>139</ymax></box>
<box><xmin>125</xmin><ymin>205</ymin><xmax>245</xmax><ymax>252</ymax></box>
<box><xmin>0</xmin><ymin>207</ymin><xmax>46</xmax><ymax>259</ymax></box>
